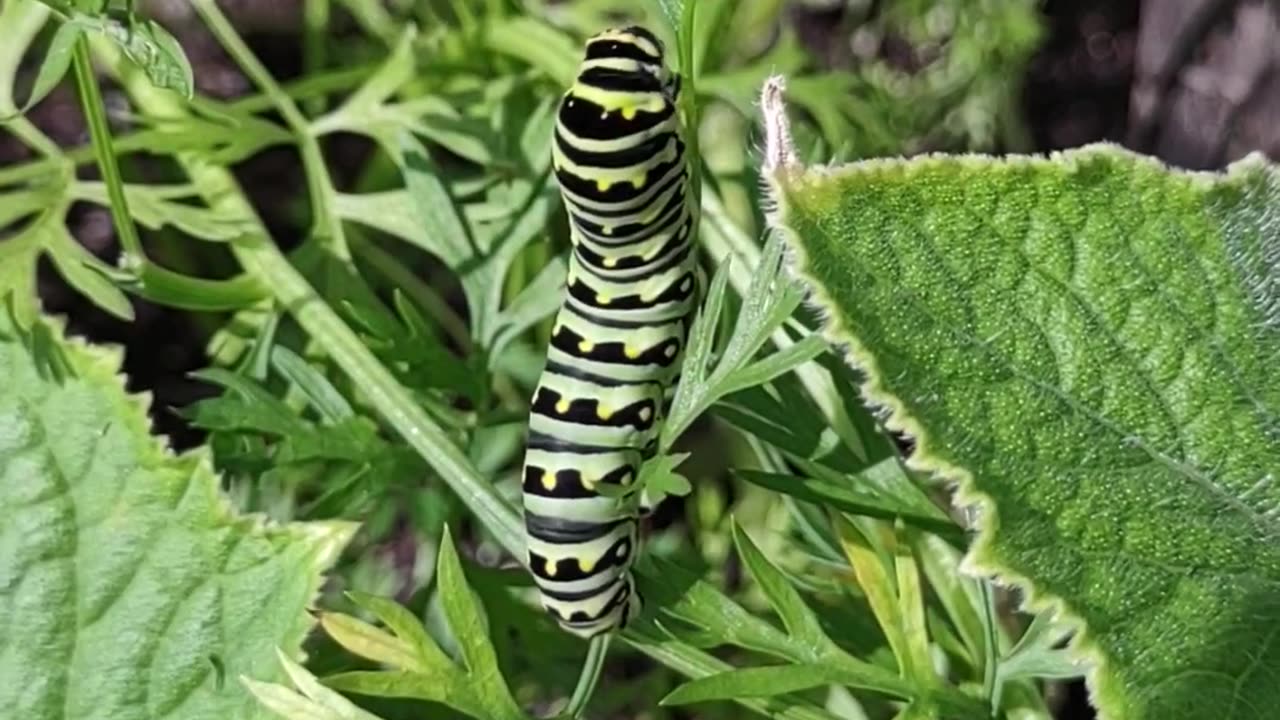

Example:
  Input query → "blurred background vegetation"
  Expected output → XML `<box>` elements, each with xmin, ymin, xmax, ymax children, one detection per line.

<box><xmin>1</xmin><ymin>1</ymin><xmax>1276</xmax><ymax>719</ymax></box>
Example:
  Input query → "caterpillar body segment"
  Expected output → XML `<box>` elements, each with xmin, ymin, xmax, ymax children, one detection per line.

<box><xmin>522</xmin><ymin>25</ymin><xmax>700</xmax><ymax>638</ymax></box>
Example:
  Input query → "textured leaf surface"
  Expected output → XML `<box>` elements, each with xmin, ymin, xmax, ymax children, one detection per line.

<box><xmin>768</xmin><ymin>143</ymin><xmax>1280</xmax><ymax>719</ymax></box>
<box><xmin>0</xmin><ymin>310</ymin><xmax>353</xmax><ymax>719</ymax></box>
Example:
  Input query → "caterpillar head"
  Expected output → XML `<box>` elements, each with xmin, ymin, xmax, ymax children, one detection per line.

<box><xmin>583</xmin><ymin>25</ymin><xmax>672</xmax><ymax>88</ymax></box>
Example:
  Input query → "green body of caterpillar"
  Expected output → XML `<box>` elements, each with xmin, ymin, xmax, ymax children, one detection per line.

<box><xmin>521</xmin><ymin>25</ymin><xmax>700</xmax><ymax>638</ymax></box>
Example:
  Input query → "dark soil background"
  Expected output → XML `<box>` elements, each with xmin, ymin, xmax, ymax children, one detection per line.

<box><xmin>4</xmin><ymin>1</ymin><xmax>1278</xmax><ymax>718</ymax></box>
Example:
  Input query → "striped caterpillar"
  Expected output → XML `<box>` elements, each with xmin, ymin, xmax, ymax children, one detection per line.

<box><xmin>520</xmin><ymin>25</ymin><xmax>700</xmax><ymax>637</ymax></box>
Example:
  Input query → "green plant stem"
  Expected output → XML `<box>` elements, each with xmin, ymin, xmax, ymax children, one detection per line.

<box><xmin>980</xmin><ymin>581</ymin><xmax>1000</xmax><ymax>715</ymax></box>
<box><xmin>71</xmin><ymin>36</ymin><xmax>144</xmax><ymax>259</ymax></box>
<box><xmin>566</xmin><ymin>634</ymin><xmax>610</xmax><ymax>719</ymax></box>
<box><xmin>0</xmin><ymin>0</ymin><xmax>62</xmax><ymax>161</ymax></box>
<box><xmin>302</xmin><ymin>0</ymin><xmax>330</xmax><ymax>115</ymax></box>
<box><xmin>677</xmin><ymin>0</ymin><xmax>701</xmax><ymax>208</ymax></box>
<box><xmin>190</xmin><ymin>0</ymin><xmax>351</xmax><ymax>260</ymax></box>
<box><xmin>624</xmin><ymin>625</ymin><xmax>839</xmax><ymax>720</ymax></box>
<box><xmin>1</xmin><ymin>114</ymin><xmax>64</xmax><ymax>161</ymax></box>
<box><xmin>0</xmin><ymin>65</ymin><xmax>378</xmax><ymax>189</ymax></box>
<box><xmin>0</xmin><ymin>0</ymin><xmax>49</xmax><ymax>107</ymax></box>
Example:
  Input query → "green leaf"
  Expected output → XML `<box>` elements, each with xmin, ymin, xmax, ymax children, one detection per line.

<box><xmin>319</xmin><ymin>613</ymin><xmax>425</xmax><ymax>672</ymax></box>
<box><xmin>713</xmin><ymin>334</ymin><xmax>826</xmax><ymax>398</ymax></box>
<box><xmin>735</xmin><ymin>463</ymin><xmax>961</xmax><ymax>541</ymax></box>
<box><xmin>270</xmin><ymin>345</ymin><xmax>353</xmax><ymax>423</ymax></box>
<box><xmin>344</xmin><ymin>590</ymin><xmax>452</xmax><ymax>670</ymax></box>
<box><xmin>489</xmin><ymin>257</ymin><xmax>566</xmax><ymax>361</ymax></box>
<box><xmin>6</xmin><ymin>18</ymin><xmax>81</xmax><ymax>115</ymax></box>
<box><xmin>44</xmin><ymin>224</ymin><xmax>134</xmax><ymax>321</ymax></box>
<box><xmin>398</xmin><ymin>134</ymin><xmax>555</xmax><ymax>349</ymax></box>
<box><xmin>87</xmin><ymin>13</ymin><xmax>194</xmax><ymax>98</ymax></box>
<box><xmin>73</xmin><ymin>181</ymin><xmax>260</xmax><ymax>242</ymax></box>
<box><xmin>246</xmin><ymin>651</ymin><xmax>386</xmax><ymax>720</ymax></box>
<box><xmin>661</xmin><ymin>664</ymin><xmax>850</xmax><ymax>706</ymax></box>
<box><xmin>766</xmin><ymin>134</ymin><xmax>1280</xmax><ymax>719</ymax></box>
<box><xmin>320</xmin><ymin>529</ymin><xmax>526</xmax><ymax>720</ymax></box>
<box><xmin>663</xmin><ymin>233</ymin><xmax>811</xmax><ymax>449</ymax></box>
<box><xmin>630</xmin><ymin>451</ymin><xmax>692</xmax><ymax>507</ymax></box>
<box><xmin>733</xmin><ymin>522</ymin><xmax>830</xmax><ymax>651</ymax></box>
<box><xmin>331</xmin><ymin>26</ymin><xmax>415</xmax><ymax>119</ymax></box>
<box><xmin>483</xmin><ymin>17</ymin><xmax>579</xmax><ymax>87</ymax></box>
<box><xmin>0</xmin><ymin>309</ymin><xmax>354</xmax><ymax>718</ymax></box>
<box><xmin>120</xmin><ymin>261</ymin><xmax>268</xmax><ymax>312</ymax></box>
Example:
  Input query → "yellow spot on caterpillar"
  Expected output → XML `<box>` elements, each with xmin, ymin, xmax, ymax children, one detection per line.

<box><xmin>664</xmin><ymin>344</ymin><xmax>677</xmax><ymax>357</ymax></box>
<box><xmin>638</xmin><ymin>406</ymin><xmax>652</xmax><ymax>422</ymax></box>
<box><xmin>579</xmin><ymin>557</ymin><xmax>596</xmax><ymax>573</ymax></box>
<box><xmin>578</xmin><ymin>340</ymin><xmax>595</xmax><ymax>353</ymax></box>
<box><xmin>596</xmin><ymin>294</ymin><xmax>612</xmax><ymax>306</ymax></box>
<box><xmin>621</xmin><ymin>106</ymin><xmax>637</xmax><ymax>121</ymax></box>
<box><xmin>555</xmin><ymin>399</ymin><xmax>571</xmax><ymax>414</ymax></box>
<box><xmin>541</xmin><ymin>471</ymin><xmax>557</xmax><ymax>490</ymax></box>
<box><xmin>545</xmin><ymin>559</ymin><xmax>558</xmax><ymax>577</ymax></box>
<box><xmin>597</xmin><ymin>404</ymin><xmax>614</xmax><ymax>420</ymax></box>
<box><xmin>631</xmin><ymin>174</ymin><xmax>646</xmax><ymax>189</ymax></box>
<box><xmin>624</xmin><ymin>345</ymin><xmax>641</xmax><ymax>359</ymax></box>
<box><xmin>603</xmin><ymin>257</ymin><xmax>618</xmax><ymax>268</ymax></box>
<box><xmin>602</xmin><ymin>226</ymin><xmax>613</xmax><ymax>236</ymax></box>
<box><xmin>552</xmin><ymin>323</ymin><xmax>564</xmax><ymax>336</ymax></box>
<box><xmin>597</xmin><ymin>179</ymin><xmax>612</xmax><ymax>192</ymax></box>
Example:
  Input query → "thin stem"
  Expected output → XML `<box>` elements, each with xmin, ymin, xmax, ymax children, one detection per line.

<box><xmin>71</xmin><ymin>36</ymin><xmax>144</xmax><ymax>258</ymax></box>
<box><xmin>566</xmin><ymin>634</ymin><xmax>610</xmax><ymax>719</ymax></box>
<box><xmin>302</xmin><ymin>0</ymin><xmax>330</xmax><ymax>115</ymax></box>
<box><xmin>980</xmin><ymin>581</ymin><xmax>1000</xmax><ymax>716</ymax></box>
<box><xmin>191</xmin><ymin>0</ymin><xmax>351</xmax><ymax>260</ymax></box>
<box><xmin>0</xmin><ymin>67</ymin><xmax>375</xmax><ymax>189</ymax></box>
<box><xmin>190</xmin><ymin>0</ymin><xmax>309</xmax><ymax>131</ymax></box>
<box><xmin>2</xmin><ymin>114</ymin><xmax>64</xmax><ymax>160</ymax></box>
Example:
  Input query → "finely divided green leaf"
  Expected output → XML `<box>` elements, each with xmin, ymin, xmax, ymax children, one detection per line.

<box><xmin>733</xmin><ymin>522</ymin><xmax>831</xmax><ymax>651</ymax></box>
<box><xmin>8</xmin><ymin>19</ymin><xmax>81</xmax><ymax>115</ymax></box>
<box><xmin>246</xmin><ymin>652</ymin><xmax>385</xmax><ymax>720</ymax></box>
<box><xmin>318</xmin><ymin>530</ymin><xmax>526</xmax><ymax>720</ymax></box>
<box><xmin>483</xmin><ymin>18</ymin><xmax>579</xmax><ymax>87</ymax></box>
<box><xmin>661</xmin><ymin>664</ymin><xmax>849</xmax><ymax>706</ymax></box>
<box><xmin>0</xmin><ymin>310</ymin><xmax>353</xmax><ymax>719</ymax></box>
<box><xmin>769</xmin><ymin>141</ymin><xmax>1280</xmax><ymax>720</ymax></box>
<box><xmin>94</xmin><ymin>14</ymin><xmax>194</xmax><ymax>98</ymax></box>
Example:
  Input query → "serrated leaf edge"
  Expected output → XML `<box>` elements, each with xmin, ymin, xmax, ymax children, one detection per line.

<box><xmin>8</xmin><ymin>308</ymin><xmax>358</xmax><ymax>666</ymax></box>
<box><xmin>761</xmin><ymin>132</ymin><xmax>1277</xmax><ymax>720</ymax></box>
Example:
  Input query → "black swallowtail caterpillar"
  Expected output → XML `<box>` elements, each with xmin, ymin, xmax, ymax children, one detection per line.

<box><xmin>520</xmin><ymin>25</ymin><xmax>700</xmax><ymax>637</ymax></box>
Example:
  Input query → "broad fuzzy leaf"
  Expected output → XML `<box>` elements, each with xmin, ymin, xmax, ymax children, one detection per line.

<box><xmin>0</xmin><ymin>309</ymin><xmax>354</xmax><ymax>719</ymax></box>
<box><xmin>766</xmin><ymin>131</ymin><xmax>1280</xmax><ymax>719</ymax></box>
